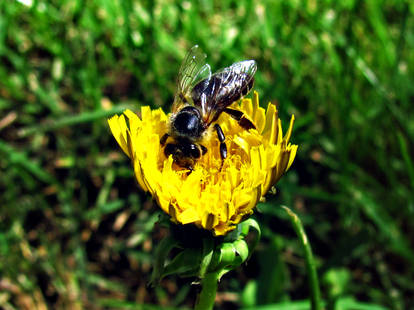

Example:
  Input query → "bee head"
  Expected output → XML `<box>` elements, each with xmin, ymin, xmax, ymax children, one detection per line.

<box><xmin>172</xmin><ymin>106</ymin><xmax>203</xmax><ymax>139</ymax></box>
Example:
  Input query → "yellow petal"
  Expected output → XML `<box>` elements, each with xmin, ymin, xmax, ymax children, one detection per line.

<box><xmin>108</xmin><ymin>115</ymin><xmax>130</xmax><ymax>157</ymax></box>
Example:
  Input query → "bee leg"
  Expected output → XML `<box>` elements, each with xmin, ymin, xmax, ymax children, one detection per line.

<box><xmin>185</xmin><ymin>165</ymin><xmax>194</xmax><ymax>176</ymax></box>
<box><xmin>223</xmin><ymin>108</ymin><xmax>256</xmax><ymax>130</ymax></box>
<box><xmin>200</xmin><ymin>144</ymin><xmax>207</xmax><ymax>155</ymax></box>
<box><xmin>164</xmin><ymin>143</ymin><xmax>176</xmax><ymax>157</ymax></box>
<box><xmin>160</xmin><ymin>133</ymin><xmax>169</xmax><ymax>146</ymax></box>
<box><xmin>214</xmin><ymin>124</ymin><xmax>227</xmax><ymax>170</ymax></box>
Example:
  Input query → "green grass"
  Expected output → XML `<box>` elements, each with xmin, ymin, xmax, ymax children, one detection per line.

<box><xmin>1</xmin><ymin>0</ymin><xmax>413</xmax><ymax>309</ymax></box>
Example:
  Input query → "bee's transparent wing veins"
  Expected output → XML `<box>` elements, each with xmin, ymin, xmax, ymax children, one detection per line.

<box><xmin>201</xmin><ymin>60</ymin><xmax>257</xmax><ymax>124</ymax></box>
<box><xmin>173</xmin><ymin>45</ymin><xmax>211</xmax><ymax>112</ymax></box>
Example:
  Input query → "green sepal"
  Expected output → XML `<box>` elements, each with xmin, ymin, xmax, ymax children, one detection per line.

<box><xmin>208</xmin><ymin>219</ymin><xmax>261</xmax><ymax>280</ymax></box>
<box><xmin>199</xmin><ymin>237</ymin><xmax>214</xmax><ymax>278</ymax></box>
<box><xmin>211</xmin><ymin>240</ymin><xmax>248</xmax><ymax>280</ymax></box>
<box><xmin>162</xmin><ymin>247</ymin><xmax>202</xmax><ymax>278</ymax></box>
<box><xmin>151</xmin><ymin>218</ymin><xmax>261</xmax><ymax>284</ymax></box>
<box><xmin>150</xmin><ymin>235</ymin><xmax>180</xmax><ymax>286</ymax></box>
<box><xmin>239</xmin><ymin>218</ymin><xmax>261</xmax><ymax>260</ymax></box>
<box><xmin>233</xmin><ymin>239</ymin><xmax>249</xmax><ymax>263</ymax></box>
<box><xmin>217</xmin><ymin>243</ymin><xmax>236</xmax><ymax>266</ymax></box>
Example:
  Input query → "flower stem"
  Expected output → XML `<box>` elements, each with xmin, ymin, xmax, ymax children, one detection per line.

<box><xmin>282</xmin><ymin>206</ymin><xmax>322</xmax><ymax>310</ymax></box>
<box><xmin>194</xmin><ymin>272</ymin><xmax>219</xmax><ymax>310</ymax></box>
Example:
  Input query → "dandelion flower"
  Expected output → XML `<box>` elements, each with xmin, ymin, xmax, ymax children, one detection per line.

<box><xmin>108</xmin><ymin>91</ymin><xmax>297</xmax><ymax>236</ymax></box>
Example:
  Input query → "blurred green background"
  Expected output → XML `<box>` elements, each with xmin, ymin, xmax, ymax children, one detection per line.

<box><xmin>1</xmin><ymin>0</ymin><xmax>413</xmax><ymax>309</ymax></box>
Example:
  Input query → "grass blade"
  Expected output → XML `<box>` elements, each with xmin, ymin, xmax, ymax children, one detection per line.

<box><xmin>281</xmin><ymin>206</ymin><xmax>322</xmax><ymax>310</ymax></box>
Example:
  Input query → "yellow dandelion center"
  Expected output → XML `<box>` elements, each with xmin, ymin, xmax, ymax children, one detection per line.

<box><xmin>108</xmin><ymin>92</ymin><xmax>297</xmax><ymax>236</ymax></box>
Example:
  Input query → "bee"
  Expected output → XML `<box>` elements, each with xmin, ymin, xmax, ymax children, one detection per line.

<box><xmin>160</xmin><ymin>45</ymin><xmax>257</xmax><ymax>170</ymax></box>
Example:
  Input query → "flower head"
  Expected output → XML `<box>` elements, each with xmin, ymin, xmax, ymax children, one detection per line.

<box><xmin>108</xmin><ymin>92</ymin><xmax>297</xmax><ymax>236</ymax></box>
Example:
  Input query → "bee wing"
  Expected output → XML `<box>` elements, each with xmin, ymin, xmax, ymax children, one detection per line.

<box><xmin>172</xmin><ymin>45</ymin><xmax>212</xmax><ymax>113</ymax></box>
<box><xmin>194</xmin><ymin>60</ymin><xmax>257</xmax><ymax>124</ymax></box>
